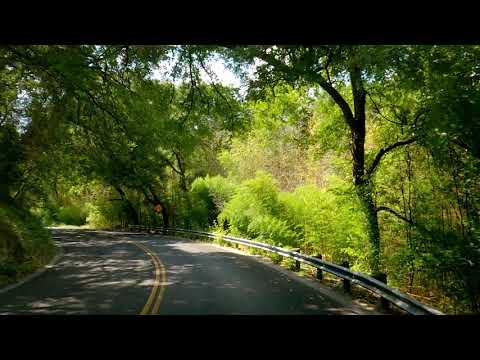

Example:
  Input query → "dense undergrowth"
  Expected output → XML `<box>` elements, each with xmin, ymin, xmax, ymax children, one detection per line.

<box><xmin>0</xmin><ymin>201</ymin><xmax>57</xmax><ymax>287</ymax></box>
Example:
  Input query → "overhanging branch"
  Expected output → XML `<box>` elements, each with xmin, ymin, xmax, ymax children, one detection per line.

<box><xmin>316</xmin><ymin>76</ymin><xmax>356</xmax><ymax>128</ymax></box>
<box><xmin>197</xmin><ymin>57</ymin><xmax>232</xmax><ymax>110</ymax></box>
<box><xmin>377</xmin><ymin>206</ymin><xmax>414</xmax><ymax>225</ymax></box>
<box><xmin>367</xmin><ymin>137</ymin><xmax>418</xmax><ymax>177</ymax></box>
<box><xmin>159</xmin><ymin>153</ymin><xmax>182</xmax><ymax>176</ymax></box>
<box><xmin>252</xmin><ymin>47</ymin><xmax>355</xmax><ymax>128</ymax></box>
<box><xmin>366</xmin><ymin>91</ymin><xmax>403</xmax><ymax>125</ymax></box>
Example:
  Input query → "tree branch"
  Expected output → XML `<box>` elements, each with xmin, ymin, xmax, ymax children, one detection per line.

<box><xmin>184</xmin><ymin>51</ymin><xmax>196</xmax><ymax>120</ymax></box>
<box><xmin>366</xmin><ymin>91</ymin><xmax>403</xmax><ymax>125</ymax></box>
<box><xmin>317</xmin><ymin>76</ymin><xmax>356</xmax><ymax>128</ymax></box>
<box><xmin>141</xmin><ymin>188</ymin><xmax>154</xmax><ymax>204</ymax></box>
<box><xmin>253</xmin><ymin>47</ymin><xmax>355</xmax><ymax>127</ymax></box>
<box><xmin>449</xmin><ymin>137</ymin><xmax>473</xmax><ymax>153</ymax></box>
<box><xmin>377</xmin><ymin>206</ymin><xmax>415</xmax><ymax>225</ymax></box>
<box><xmin>7</xmin><ymin>46</ymin><xmax>129</xmax><ymax>133</ymax></box>
<box><xmin>324</xmin><ymin>47</ymin><xmax>333</xmax><ymax>86</ymax></box>
<box><xmin>197</xmin><ymin>57</ymin><xmax>232</xmax><ymax>110</ymax></box>
<box><xmin>159</xmin><ymin>153</ymin><xmax>182</xmax><ymax>176</ymax></box>
<box><xmin>366</xmin><ymin>137</ymin><xmax>418</xmax><ymax>177</ymax></box>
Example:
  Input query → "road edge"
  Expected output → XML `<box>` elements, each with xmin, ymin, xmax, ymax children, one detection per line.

<box><xmin>0</xmin><ymin>247</ymin><xmax>64</xmax><ymax>295</ymax></box>
<box><xmin>95</xmin><ymin>230</ymin><xmax>383</xmax><ymax>314</ymax></box>
<box><xmin>206</xmin><ymin>241</ymin><xmax>381</xmax><ymax>315</ymax></box>
<box><xmin>150</xmin><ymin>233</ymin><xmax>381</xmax><ymax>315</ymax></box>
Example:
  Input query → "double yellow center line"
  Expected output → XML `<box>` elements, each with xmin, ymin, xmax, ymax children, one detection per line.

<box><xmin>129</xmin><ymin>241</ymin><xmax>167</xmax><ymax>315</ymax></box>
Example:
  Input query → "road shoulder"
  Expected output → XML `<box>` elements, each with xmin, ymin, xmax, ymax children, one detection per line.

<box><xmin>0</xmin><ymin>247</ymin><xmax>64</xmax><ymax>295</ymax></box>
<box><xmin>156</xmin><ymin>234</ymin><xmax>380</xmax><ymax>315</ymax></box>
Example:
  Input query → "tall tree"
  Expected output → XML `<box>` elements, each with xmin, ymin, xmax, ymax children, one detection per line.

<box><xmin>221</xmin><ymin>45</ymin><xmax>425</xmax><ymax>273</ymax></box>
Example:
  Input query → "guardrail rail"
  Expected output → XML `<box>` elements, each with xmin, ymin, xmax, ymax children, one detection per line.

<box><xmin>127</xmin><ymin>224</ymin><xmax>443</xmax><ymax>315</ymax></box>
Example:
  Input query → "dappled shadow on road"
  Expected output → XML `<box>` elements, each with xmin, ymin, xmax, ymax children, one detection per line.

<box><xmin>0</xmin><ymin>231</ymin><xmax>152</xmax><ymax>315</ymax></box>
<box><xmin>0</xmin><ymin>231</ymin><xmax>372</xmax><ymax>315</ymax></box>
<box><xmin>133</xmin><ymin>236</ymin><xmax>367</xmax><ymax>315</ymax></box>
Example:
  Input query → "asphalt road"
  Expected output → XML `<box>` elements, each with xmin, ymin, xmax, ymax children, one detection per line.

<box><xmin>0</xmin><ymin>229</ymin><xmax>375</xmax><ymax>315</ymax></box>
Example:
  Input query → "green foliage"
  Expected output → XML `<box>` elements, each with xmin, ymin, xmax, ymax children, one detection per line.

<box><xmin>310</xmin><ymin>92</ymin><xmax>350</xmax><ymax>157</ymax></box>
<box><xmin>246</xmin><ymin>214</ymin><xmax>300</xmax><ymax>247</ymax></box>
<box><xmin>269</xmin><ymin>253</ymin><xmax>283</xmax><ymax>264</ymax></box>
<box><xmin>219</xmin><ymin>85</ymin><xmax>316</xmax><ymax>191</ymax></box>
<box><xmin>376</xmin><ymin>140</ymin><xmax>480</xmax><ymax>313</ymax></box>
<box><xmin>218</xmin><ymin>173</ymin><xmax>370</xmax><ymax>271</ymax></box>
<box><xmin>280</xmin><ymin>180</ymin><xmax>371</xmax><ymax>272</ymax></box>
<box><xmin>56</xmin><ymin>205</ymin><xmax>88</xmax><ymax>226</ymax></box>
<box><xmin>189</xmin><ymin>175</ymin><xmax>236</xmax><ymax>229</ymax></box>
<box><xmin>2</xmin><ymin>45</ymin><xmax>480</xmax><ymax>313</ymax></box>
<box><xmin>0</xmin><ymin>202</ymin><xmax>56</xmax><ymax>285</ymax></box>
<box><xmin>86</xmin><ymin>202</ymin><xmax>118</xmax><ymax>228</ymax></box>
<box><xmin>219</xmin><ymin>172</ymin><xmax>298</xmax><ymax>245</ymax></box>
<box><xmin>0</xmin><ymin>123</ymin><xmax>24</xmax><ymax>199</ymax></box>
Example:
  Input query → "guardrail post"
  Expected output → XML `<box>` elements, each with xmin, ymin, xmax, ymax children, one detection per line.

<box><xmin>315</xmin><ymin>254</ymin><xmax>323</xmax><ymax>280</ymax></box>
<box><xmin>291</xmin><ymin>248</ymin><xmax>301</xmax><ymax>271</ymax></box>
<box><xmin>295</xmin><ymin>259</ymin><xmax>301</xmax><ymax>271</ymax></box>
<box><xmin>373</xmin><ymin>272</ymin><xmax>390</xmax><ymax>310</ymax></box>
<box><xmin>341</xmin><ymin>261</ymin><xmax>351</xmax><ymax>293</ymax></box>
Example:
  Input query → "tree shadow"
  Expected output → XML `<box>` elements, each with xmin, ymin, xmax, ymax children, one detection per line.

<box><xmin>0</xmin><ymin>232</ymin><xmax>153</xmax><ymax>315</ymax></box>
<box><xmin>0</xmin><ymin>231</ymin><xmax>374</xmax><ymax>315</ymax></box>
<box><xmin>132</xmin><ymin>236</ymin><xmax>369</xmax><ymax>315</ymax></box>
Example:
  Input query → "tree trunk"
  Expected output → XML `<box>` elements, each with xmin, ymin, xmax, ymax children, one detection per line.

<box><xmin>351</xmin><ymin>122</ymin><xmax>366</xmax><ymax>185</ymax></box>
<box><xmin>308</xmin><ymin>48</ymin><xmax>382</xmax><ymax>274</ymax></box>
<box><xmin>0</xmin><ymin>183</ymin><xmax>10</xmax><ymax>203</ymax></box>
<box><xmin>124</xmin><ymin>201</ymin><xmax>139</xmax><ymax>226</ymax></box>
<box><xmin>350</xmin><ymin>62</ymin><xmax>367</xmax><ymax>186</ymax></box>
<box><xmin>356</xmin><ymin>182</ymin><xmax>381</xmax><ymax>273</ymax></box>
<box><xmin>173</xmin><ymin>153</ymin><xmax>193</xmax><ymax>228</ymax></box>
<box><xmin>351</xmin><ymin>121</ymin><xmax>381</xmax><ymax>273</ymax></box>
<box><xmin>160</xmin><ymin>204</ymin><xmax>169</xmax><ymax>228</ymax></box>
<box><xmin>349</xmin><ymin>61</ymin><xmax>381</xmax><ymax>274</ymax></box>
<box><xmin>113</xmin><ymin>185</ymin><xmax>139</xmax><ymax>225</ymax></box>
<box><xmin>147</xmin><ymin>186</ymin><xmax>169</xmax><ymax>228</ymax></box>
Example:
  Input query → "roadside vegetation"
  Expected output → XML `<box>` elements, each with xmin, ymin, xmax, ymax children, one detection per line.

<box><xmin>1</xmin><ymin>45</ymin><xmax>479</xmax><ymax>313</ymax></box>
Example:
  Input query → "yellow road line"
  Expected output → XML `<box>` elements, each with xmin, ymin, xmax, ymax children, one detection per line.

<box><xmin>129</xmin><ymin>241</ymin><xmax>166</xmax><ymax>315</ymax></box>
<box><xmin>151</xmin><ymin>255</ymin><xmax>167</xmax><ymax>314</ymax></box>
<box><xmin>137</xmin><ymin>243</ymin><xmax>161</xmax><ymax>315</ymax></box>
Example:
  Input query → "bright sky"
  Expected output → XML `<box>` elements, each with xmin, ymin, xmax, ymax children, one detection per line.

<box><xmin>150</xmin><ymin>56</ymin><xmax>261</xmax><ymax>96</ymax></box>
<box><xmin>151</xmin><ymin>58</ymin><xmax>240</xmax><ymax>86</ymax></box>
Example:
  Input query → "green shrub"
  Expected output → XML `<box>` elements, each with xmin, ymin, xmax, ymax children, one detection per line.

<box><xmin>219</xmin><ymin>171</ymin><xmax>286</xmax><ymax>236</ymax></box>
<box><xmin>86</xmin><ymin>201</ymin><xmax>121</xmax><ymax>228</ymax></box>
<box><xmin>56</xmin><ymin>205</ymin><xmax>88</xmax><ymax>226</ymax></box>
<box><xmin>282</xmin><ymin>257</ymin><xmax>298</xmax><ymax>271</ymax></box>
<box><xmin>218</xmin><ymin>172</ymin><xmax>371</xmax><ymax>272</ymax></box>
<box><xmin>279</xmin><ymin>179</ymin><xmax>371</xmax><ymax>272</ymax></box>
<box><xmin>247</xmin><ymin>214</ymin><xmax>300</xmax><ymax>247</ymax></box>
<box><xmin>0</xmin><ymin>202</ymin><xmax>56</xmax><ymax>285</ymax></box>
<box><xmin>269</xmin><ymin>253</ymin><xmax>283</xmax><ymax>264</ymax></box>
<box><xmin>189</xmin><ymin>175</ymin><xmax>237</xmax><ymax>229</ymax></box>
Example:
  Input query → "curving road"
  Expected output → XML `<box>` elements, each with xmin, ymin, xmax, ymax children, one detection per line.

<box><xmin>0</xmin><ymin>229</ymin><xmax>376</xmax><ymax>315</ymax></box>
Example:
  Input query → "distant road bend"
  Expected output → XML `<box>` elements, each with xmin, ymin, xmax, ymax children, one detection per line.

<box><xmin>0</xmin><ymin>229</ymin><xmax>377</xmax><ymax>315</ymax></box>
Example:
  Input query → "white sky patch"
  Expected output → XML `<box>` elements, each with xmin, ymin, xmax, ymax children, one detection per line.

<box><xmin>150</xmin><ymin>56</ymin><xmax>261</xmax><ymax>98</ymax></box>
<box><xmin>203</xmin><ymin>59</ymin><xmax>242</xmax><ymax>88</ymax></box>
<box><xmin>151</xmin><ymin>57</ymin><xmax>243</xmax><ymax>87</ymax></box>
<box><xmin>307</xmin><ymin>87</ymin><xmax>316</xmax><ymax>98</ymax></box>
<box><xmin>15</xmin><ymin>89</ymin><xmax>33</xmax><ymax>133</ymax></box>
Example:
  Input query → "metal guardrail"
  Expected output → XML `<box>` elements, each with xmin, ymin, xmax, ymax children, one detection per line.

<box><xmin>127</xmin><ymin>224</ymin><xmax>444</xmax><ymax>315</ymax></box>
